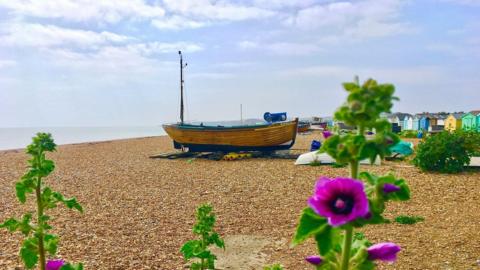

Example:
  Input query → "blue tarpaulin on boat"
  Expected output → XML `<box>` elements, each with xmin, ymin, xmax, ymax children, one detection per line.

<box><xmin>264</xmin><ymin>112</ymin><xmax>287</xmax><ymax>123</ymax></box>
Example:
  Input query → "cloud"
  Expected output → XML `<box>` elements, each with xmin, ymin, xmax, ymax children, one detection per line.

<box><xmin>280</xmin><ymin>65</ymin><xmax>447</xmax><ymax>85</ymax></box>
<box><xmin>238</xmin><ymin>40</ymin><xmax>322</xmax><ymax>55</ymax></box>
<box><xmin>252</xmin><ymin>0</ymin><xmax>317</xmax><ymax>9</ymax></box>
<box><xmin>0</xmin><ymin>0</ymin><xmax>165</xmax><ymax>23</ymax></box>
<box><xmin>0</xmin><ymin>23</ymin><xmax>130</xmax><ymax>48</ymax></box>
<box><xmin>151</xmin><ymin>16</ymin><xmax>207</xmax><ymax>30</ymax></box>
<box><xmin>238</xmin><ymin>41</ymin><xmax>259</xmax><ymax>49</ymax></box>
<box><xmin>162</xmin><ymin>0</ymin><xmax>275</xmax><ymax>21</ymax></box>
<box><xmin>46</xmin><ymin>46</ymin><xmax>158</xmax><ymax>72</ymax></box>
<box><xmin>127</xmin><ymin>41</ymin><xmax>203</xmax><ymax>55</ymax></box>
<box><xmin>437</xmin><ymin>0</ymin><xmax>480</xmax><ymax>6</ymax></box>
<box><xmin>285</xmin><ymin>0</ymin><xmax>411</xmax><ymax>38</ymax></box>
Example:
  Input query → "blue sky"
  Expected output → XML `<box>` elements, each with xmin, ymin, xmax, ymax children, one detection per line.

<box><xmin>0</xmin><ymin>0</ymin><xmax>479</xmax><ymax>127</ymax></box>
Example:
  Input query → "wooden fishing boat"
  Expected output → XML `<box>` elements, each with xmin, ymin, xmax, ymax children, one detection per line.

<box><xmin>297</xmin><ymin>121</ymin><xmax>311</xmax><ymax>133</ymax></box>
<box><xmin>163</xmin><ymin>119</ymin><xmax>298</xmax><ymax>152</ymax></box>
<box><xmin>163</xmin><ymin>51</ymin><xmax>298</xmax><ymax>152</ymax></box>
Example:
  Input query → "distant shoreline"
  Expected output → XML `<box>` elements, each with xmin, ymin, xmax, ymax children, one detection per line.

<box><xmin>0</xmin><ymin>126</ymin><xmax>167</xmax><ymax>152</ymax></box>
<box><xmin>0</xmin><ymin>135</ymin><xmax>169</xmax><ymax>154</ymax></box>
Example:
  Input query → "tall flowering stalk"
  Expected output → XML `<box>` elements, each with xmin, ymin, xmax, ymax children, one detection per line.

<box><xmin>292</xmin><ymin>78</ymin><xmax>411</xmax><ymax>269</ymax></box>
<box><xmin>0</xmin><ymin>133</ymin><xmax>83</xmax><ymax>270</ymax></box>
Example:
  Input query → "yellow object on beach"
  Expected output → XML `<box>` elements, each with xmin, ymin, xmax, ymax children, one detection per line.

<box><xmin>222</xmin><ymin>152</ymin><xmax>252</xmax><ymax>161</ymax></box>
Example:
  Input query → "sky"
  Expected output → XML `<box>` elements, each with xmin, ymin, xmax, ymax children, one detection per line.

<box><xmin>0</xmin><ymin>0</ymin><xmax>479</xmax><ymax>127</ymax></box>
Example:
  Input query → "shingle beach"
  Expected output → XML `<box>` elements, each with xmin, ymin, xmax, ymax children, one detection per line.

<box><xmin>1</xmin><ymin>133</ymin><xmax>479</xmax><ymax>269</ymax></box>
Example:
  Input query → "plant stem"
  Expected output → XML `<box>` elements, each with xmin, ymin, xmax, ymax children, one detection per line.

<box><xmin>342</xmin><ymin>154</ymin><xmax>360</xmax><ymax>270</ymax></box>
<box><xmin>36</xmin><ymin>175</ymin><xmax>46</xmax><ymax>270</ymax></box>
<box><xmin>340</xmin><ymin>226</ymin><xmax>354</xmax><ymax>270</ymax></box>
<box><xmin>350</xmin><ymin>161</ymin><xmax>359</xmax><ymax>179</ymax></box>
<box><xmin>201</xmin><ymin>236</ymin><xmax>205</xmax><ymax>270</ymax></box>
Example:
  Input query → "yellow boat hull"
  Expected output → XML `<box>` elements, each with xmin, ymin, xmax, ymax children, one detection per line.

<box><xmin>163</xmin><ymin>119</ymin><xmax>298</xmax><ymax>152</ymax></box>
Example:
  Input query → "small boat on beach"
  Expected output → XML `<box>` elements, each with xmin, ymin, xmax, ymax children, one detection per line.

<box><xmin>297</xmin><ymin>121</ymin><xmax>311</xmax><ymax>133</ymax></box>
<box><xmin>163</xmin><ymin>120</ymin><xmax>298</xmax><ymax>152</ymax></box>
<box><xmin>163</xmin><ymin>51</ymin><xmax>298</xmax><ymax>152</ymax></box>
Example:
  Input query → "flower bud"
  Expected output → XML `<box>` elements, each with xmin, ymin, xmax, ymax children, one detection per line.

<box><xmin>305</xmin><ymin>255</ymin><xmax>323</xmax><ymax>265</ymax></box>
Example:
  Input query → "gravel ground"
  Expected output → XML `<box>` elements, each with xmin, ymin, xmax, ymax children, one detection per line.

<box><xmin>1</xmin><ymin>133</ymin><xmax>479</xmax><ymax>269</ymax></box>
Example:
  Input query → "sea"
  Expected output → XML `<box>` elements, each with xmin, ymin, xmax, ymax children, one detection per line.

<box><xmin>0</xmin><ymin>126</ymin><xmax>166</xmax><ymax>151</ymax></box>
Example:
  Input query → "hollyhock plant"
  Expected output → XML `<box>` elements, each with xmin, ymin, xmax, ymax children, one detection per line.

<box><xmin>292</xmin><ymin>78</ymin><xmax>411</xmax><ymax>270</ymax></box>
<box><xmin>308</xmin><ymin>177</ymin><xmax>369</xmax><ymax>226</ymax></box>
<box><xmin>367</xmin><ymin>243</ymin><xmax>401</xmax><ymax>262</ymax></box>
<box><xmin>0</xmin><ymin>133</ymin><xmax>84</xmax><ymax>270</ymax></box>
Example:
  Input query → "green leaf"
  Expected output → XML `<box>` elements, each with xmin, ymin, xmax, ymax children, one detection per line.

<box><xmin>52</xmin><ymin>192</ymin><xmax>84</xmax><ymax>213</ymax></box>
<box><xmin>0</xmin><ymin>217</ymin><xmax>20</xmax><ymax>232</ymax></box>
<box><xmin>20</xmin><ymin>237</ymin><xmax>39</xmax><ymax>269</ymax></box>
<box><xmin>180</xmin><ymin>240</ymin><xmax>202</xmax><ymax>260</ymax></box>
<box><xmin>314</xmin><ymin>225</ymin><xmax>340</xmax><ymax>256</ymax></box>
<box><xmin>394</xmin><ymin>215</ymin><xmax>424</xmax><ymax>225</ymax></box>
<box><xmin>263</xmin><ymin>264</ymin><xmax>284</xmax><ymax>270</ymax></box>
<box><xmin>292</xmin><ymin>207</ymin><xmax>328</xmax><ymax>246</ymax></box>
<box><xmin>210</xmin><ymin>233</ymin><xmax>225</xmax><ymax>249</ymax></box>
<box><xmin>19</xmin><ymin>213</ymin><xmax>34</xmax><ymax>236</ymax></box>
<box><xmin>44</xmin><ymin>233</ymin><xmax>59</xmax><ymax>255</ymax></box>
<box><xmin>0</xmin><ymin>213</ymin><xmax>33</xmax><ymax>236</ymax></box>
<box><xmin>39</xmin><ymin>159</ymin><xmax>55</xmax><ymax>177</ymax></box>
<box><xmin>16</xmin><ymin>182</ymin><xmax>29</xmax><ymax>203</ymax></box>
<box><xmin>60</xmin><ymin>263</ymin><xmax>84</xmax><ymax>270</ymax></box>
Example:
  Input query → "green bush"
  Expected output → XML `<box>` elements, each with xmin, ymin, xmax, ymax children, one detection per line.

<box><xmin>399</xmin><ymin>130</ymin><xmax>418</xmax><ymax>138</ymax></box>
<box><xmin>413</xmin><ymin>131</ymin><xmax>479</xmax><ymax>173</ymax></box>
<box><xmin>394</xmin><ymin>215</ymin><xmax>424</xmax><ymax>225</ymax></box>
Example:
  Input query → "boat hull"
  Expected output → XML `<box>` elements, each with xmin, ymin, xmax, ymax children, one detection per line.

<box><xmin>163</xmin><ymin>119</ymin><xmax>298</xmax><ymax>152</ymax></box>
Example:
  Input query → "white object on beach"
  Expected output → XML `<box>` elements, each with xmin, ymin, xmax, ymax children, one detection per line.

<box><xmin>295</xmin><ymin>152</ymin><xmax>381</xmax><ymax>165</ymax></box>
<box><xmin>469</xmin><ymin>157</ymin><xmax>480</xmax><ymax>167</ymax></box>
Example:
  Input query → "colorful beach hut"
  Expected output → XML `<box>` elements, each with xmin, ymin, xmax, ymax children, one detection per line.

<box><xmin>412</xmin><ymin>115</ymin><xmax>421</xmax><ymax>131</ymax></box>
<box><xmin>419</xmin><ymin>116</ymin><xmax>430</xmax><ymax>131</ymax></box>
<box><xmin>444</xmin><ymin>113</ymin><xmax>463</xmax><ymax>131</ymax></box>
<box><xmin>462</xmin><ymin>111</ymin><xmax>480</xmax><ymax>131</ymax></box>
<box><xmin>403</xmin><ymin>115</ymin><xmax>414</xmax><ymax>130</ymax></box>
<box><xmin>397</xmin><ymin>113</ymin><xmax>411</xmax><ymax>131</ymax></box>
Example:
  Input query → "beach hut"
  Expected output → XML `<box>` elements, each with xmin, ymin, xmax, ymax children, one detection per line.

<box><xmin>412</xmin><ymin>115</ymin><xmax>421</xmax><ymax>131</ymax></box>
<box><xmin>397</xmin><ymin>113</ymin><xmax>411</xmax><ymax>131</ymax></box>
<box><xmin>387</xmin><ymin>114</ymin><xmax>400</xmax><ymax>126</ymax></box>
<box><xmin>403</xmin><ymin>115</ymin><xmax>414</xmax><ymax>130</ymax></box>
<box><xmin>444</xmin><ymin>113</ymin><xmax>463</xmax><ymax>131</ymax></box>
<box><xmin>419</xmin><ymin>116</ymin><xmax>430</xmax><ymax>131</ymax></box>
<box><xmin>462</xmin><ymin>111</ymin><xmax>480</xmax><ymax>131</ymax></box>
<box><xmin>428</xmin><ymin>115</ymin><xmax>445</xmax><ymax>132</ymax></box>
<box><xmin>436</xmin><ymin>115</ymin><xmax>446</xmax><ymax>126</ymax></box>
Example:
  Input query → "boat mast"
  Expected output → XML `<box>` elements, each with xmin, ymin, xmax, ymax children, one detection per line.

<box><xmin>179</xmin><ymin>51</ymin><xmax>187</xmax><ymax>124</ymax></box>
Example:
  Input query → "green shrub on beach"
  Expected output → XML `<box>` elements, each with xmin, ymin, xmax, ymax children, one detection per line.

<box><xmin>263</xmin><ymin>264</ymin><xmax>284</xmax><ymax>270</ymax></box>
<box><xmin>181</xmin><ymin>204</ymin><xmax>225</xmax><ymax>270</ymax></box>
<box><xmin>399</xmin><ymin>130</ymin><xmax>418</xmax><ymax>138</ymax></box>
<box><xmin>413</xmin><ymin>131</ymin><xmax>479</xmax><ymax>173</ymax></box>
<box><xmin>394</xmin><ymin>215</ymin><xmax>424</xmax><ymax>225</ymax></box>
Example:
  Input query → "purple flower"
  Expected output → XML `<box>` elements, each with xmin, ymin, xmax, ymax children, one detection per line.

<box><xmin>383</xmin><ymin>183</ymin><xmax>400</xmax><ymax>194</ymax></box>
<box><xmin>308</xmin><ymin>177</ymin><xmax>369</xmax><ymax>226</ymax></box>
<box><xmin>46</xmin><ymin>260</ymin><xmax>65</xmax><ymax>270</ymax></box>
<box><xmin>322</xmin><ymin>131</ymin><xmax>332</xmax><ymax>139</ymax></box>
<box><xmin>305</xmin><ymin>255</ymin><xmax>323</xmax><ymax>265</ymax></box>
<box><xmin>367</xmin><ymin>243</ymin><xmax>401</xmax><ymax>262</ymax></box>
